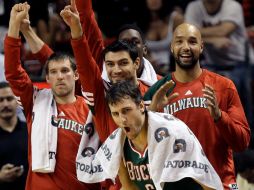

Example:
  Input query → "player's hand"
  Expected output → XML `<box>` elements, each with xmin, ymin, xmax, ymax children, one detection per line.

<box><xmin>60</xmin><ymin>0</ymin><xmax>82</xmax><ymax>39</ymax></box>
<box><xmin>10</xmin><ymin>2</ymin><xmax>30</xmax><ymax>26</ymax></box>
<box><xmin>202</xmin><ymin>84</ymin><xmax>221</xmax><ymax>121</ymax></box>
<box><xmin>148</xmin><ymin>80</ymin><xmax>179</xmax><ymax>111</ymax></box>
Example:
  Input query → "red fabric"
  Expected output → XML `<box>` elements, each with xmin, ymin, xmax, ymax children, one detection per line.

<box><xmin>4</xmin><ymin>36</ymin><xmax>100</xmax><ymax>190</ymax></box>
<box><xmin>170</xmin><ymin>69</ymin><xmax>250</xmax><ymax>189</ymax></box>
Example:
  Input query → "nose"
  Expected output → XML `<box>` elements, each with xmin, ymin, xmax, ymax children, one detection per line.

<box><xmin>1</xmin><ymin>99</ymin><xmax>10</xmax><ymax>107</ymax></box>
<box><xmin>56</xmin><ymin>71</ymin><xmax>64</xmax><ymax>80</ymax></box>
<box><xmin>112</xmin><ymin>65</ymin><xmax>122</xmax><ymax>74</ymax></box>
<box><xmin>119</xmin><ymin>114</ymin><xmax>127</xmax><ymax>124</ymax></box>
<box><xmin>182</xmin><ymin>41</ymin><xmax>190</xmax><ymax>51</ymax></box>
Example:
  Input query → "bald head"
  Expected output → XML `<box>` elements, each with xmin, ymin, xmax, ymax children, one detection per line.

<box><xmin>173</xmin><ymin>23</ymin><xmax>202</xmax><ymax>41</ymax></box>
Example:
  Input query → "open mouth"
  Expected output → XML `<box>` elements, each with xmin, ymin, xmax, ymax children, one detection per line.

<box><xmin>124</xmin><ymin>127</ymin><xmax>131</xmax><ymax>133</ymax></box>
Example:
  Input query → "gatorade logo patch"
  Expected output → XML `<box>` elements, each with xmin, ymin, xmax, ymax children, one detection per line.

<box><xmin>229</xmin><ymin>183</ymin><xmax>238</xmax><ymax>190</ymax></box>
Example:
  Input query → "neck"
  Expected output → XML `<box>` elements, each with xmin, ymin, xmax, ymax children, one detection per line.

<box><xmin>174</xmin><ymin>64</ymin><xmax>202</xmax><ymax>83</ymax></box>
<box><xmin>0</xmin><ymin>116</ymin><xmax>18</xmax><ymax>132</ymax></box>
<box><xmin>54</xmin><ymin>93</ymin><xmax>77</xmax><ymax>104</ymax></box>
<box><xmin>137</xmin><ymin>58</ymin><xmax>144</xmax><ymax>78</ymax></box>
<box><xmin>131</xmin><ymin>113</ymin><xmax>148</xmax><ymax>152</ymax></box>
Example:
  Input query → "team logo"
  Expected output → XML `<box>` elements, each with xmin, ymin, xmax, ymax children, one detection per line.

<box><xmin>229</xmin><ymin>183</ymin><xmax>238</xmax><ymax>190</ymax></box>
<box><xmin>154</xmin><ymin>127</ymin><xmax>169</xmax><ymax>142</ymax></box>
<box><xmin>51</xmin><ymin>115</ymin><xmax>60</xmax><ymax>127</ymax></box>
<box><xmin>81</xmin><ymin>147</ymin><xmax>95</xmax><ymax>157</ymax></box>
<box><xmin>173</xmin><ymin>139</ymin><xmax>186</xmax><ymax>153</ymax></box>
<box><xmin>109</xmin><ymin>128</ymin><xmax>120</xmax><ymax>139</ymax></box>
<box><xmin>163</xmin><ymin>114</ymin><xmax>174</xmax><ymax>121</ymax></box>
<box><xmin>84</xmin><ymin>123</ymin><xmax>94</xmax><ymax>138</ymax></box>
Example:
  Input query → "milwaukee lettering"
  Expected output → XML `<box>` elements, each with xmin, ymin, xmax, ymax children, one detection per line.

<box><xmin>164</xmin><ymin>97</ymin><xmax>207</xmax><ymax>114</ymax></box>
<box><xmin>56</xmin><ymin>118</ymin><xmax>85</xmax><ymax>135</ymax></box>
<box><xmin>164</xmin><ymin>160</ymin><xmax>209</xmax><ymax>173</ymax></box>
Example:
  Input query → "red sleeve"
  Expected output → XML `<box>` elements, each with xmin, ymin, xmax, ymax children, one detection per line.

<box><xmin>216</xmin><ymin>81</ymin><xmax>250</xmax><ymax>151</ymax></box>
<box><xmin>71</xmin><ymin>35</ymin><xmax>114</xmax><ymax>142</ymax></box>
<box><xmin>76</xmin><ymin>0</ymin><xmax>104</xmax><ymax>71</ymax></box>
<box><xmin>30</xmin><ymin>44</ymin><xmax>54</xmax><ymax>64</ymax></box>
<box><xmin>4</xmin><ymin>36</ymin><xmax>34</xmax><ymax>118</ymax></box>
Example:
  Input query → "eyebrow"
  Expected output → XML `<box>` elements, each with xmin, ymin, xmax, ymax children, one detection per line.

<box><xmin>105</xmin><ymin>58</ymin><xmax>129</xmax><ymax>63</ymax></box>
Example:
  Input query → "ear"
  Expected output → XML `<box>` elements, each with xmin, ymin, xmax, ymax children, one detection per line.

<box><xmin>134</xmin><ymin>57</ymin><xmax>141</xmax><ymax>70</ymax></box>
<box><xmin>170</xmin><ymin>42</ymin><xmax>173</xmax><ymax>54</ymax></box>
<box><xmin>74</xmin><ymin>70</ymin><xmax>79</xmax><ymax>81</ymax></box>
<box><xmin>139</xmin><ymin>100</ymin><xmax>145</xmax><ymax>113</ymax></box>
<box><xmin>200</xmin><ymin>40</ymin><xmax>204</xmax><ymax>54</ymax></box>
<box><xmin>142</xmin><ymin>44</ymin><xmax>148</xmax><ymax>56</ymax></box>
<box><xmin>46</xmin><ymin>75</ymin><xmax>49</xmax><ymax>83</ymax></box>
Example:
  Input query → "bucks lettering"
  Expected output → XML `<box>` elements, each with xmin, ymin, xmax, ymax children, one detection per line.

<box><xmin>164</xmin><ymin>97</ymin><xmax>207</xmax><ymax>114</ymax></box>
<box><xmin>51</xmin><ymin>116</ymin><xmax>86</xmax><ymax>135</ymax></box>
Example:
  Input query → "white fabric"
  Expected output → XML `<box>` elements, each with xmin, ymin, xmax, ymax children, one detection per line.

<box><xmin>101</xmin><ymin>57</ymin><xmax>158</xmax><ymax>86</ymax></box>
<box><xmin>0</xmin><ymin>53</ymin><xmax>5</xmax><ymax>82</ymax></box>
<box><xmin>76</xmin><ymin>111</ymin><xmax>101</xmax><ymax>182</ymax></box>
<box><xmin>76</xmin><ymin>111</ymin><xmax>223</xmax><ymax>190</ymax></box>
<box><xmin>31</xmin><ymin>88</ymin><xmax>58</xmax><ymax>173</ymax></box>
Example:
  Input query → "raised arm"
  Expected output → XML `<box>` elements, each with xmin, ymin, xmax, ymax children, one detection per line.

<box><xmin>4</xmin><ymin>2</ymin><xmax>34</xmax><ymax>114</ymax></box>
<box><xmin>60</xmin><ymin>2</ymin><xmax>111</xmax><ymax>142</ymax></box>
<box><xmin>20</xmin><ymin>14</ymin><xmax>53</xmax><ymax>64</ymax></box>
<box><xmin>74</xmin><ymin>0</ymin><xmax>104</xmax><ymax>70</ymax></box>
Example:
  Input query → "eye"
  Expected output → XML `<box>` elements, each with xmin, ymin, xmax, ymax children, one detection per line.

<box><xmin>175</xmin><ymin>40</ymin><xmax>182</xmax><ymax>44</ymax></box>
<box><xmin>49</xmin><ymin>70</ymin><xmax>57</xmax><ymax>74</ymax></box>
<box><xmin>61</xmin><ymin>68</ymin><xmax>69</xmax><ymax>73</ymax></box>
<box><xmin>122</xmin><ymin>108</ymin><xmax>131</xmax><ymax>114</ymax></box>
<box><xmin>6</xmin><ymin>97</ymin><xmax>15</xmax><ymax>101</ymax></box>
<box><xmin>189</xmin><ymin>40</ymin><xmax>197</xmax><ymax>44</ymax></box>
<box><xmin>119</xmin><ymin>60</ymin><xmax>129</xmax><ymax>66</ymax></box>
<box><xmin>111</xmin><ymin>112</ymin><xmax>119</xmax><ymax>117</ymax></box>
<box><xmin>106</xmin><ymin>62</ymin><xmax>114</xmax><ymax>67</ymax></box>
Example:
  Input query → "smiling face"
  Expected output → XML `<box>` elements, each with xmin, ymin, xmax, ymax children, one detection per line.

<box><xmin>46</xmin><ymin>59</ymin><xmax>78</xmax><ymax>99</ymax></box>
<box><xmin>109</xmin><ymin>97</ymin><xmax>145</xmax><ymax>140</ymax></box>
<box><xmin>171</xmin><ymin>23</ymin><xmax>203</xmax><ymax>70</ymax></box>
<box><xmin>0</xmin><ymin>87</ymin><xmax>17</xmax><ymax>121</ymax></box>
<box><xmin>105</xmin><ymin>51</ymin><xmax>139</xmax><ymax>84</ymax></box>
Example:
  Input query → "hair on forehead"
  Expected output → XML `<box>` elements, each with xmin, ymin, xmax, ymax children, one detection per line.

<box><xmin>0</xmin><ymin>81</ymin><xmax>10</xmax><ymax>89</ymax></box>
<box><xmin>102</xmin><ymin>40</ymin><xmax>139</xmax><ymax>62</ymax></box>
<box><xmin>45</xmin><ymin>52</ymin><xmax>76</xmax><ymax>74</ymax></box>
<box><xmin>106</xmin><ymin>80</ymin><xmax>142</xmax><ymax>106</ymax></box>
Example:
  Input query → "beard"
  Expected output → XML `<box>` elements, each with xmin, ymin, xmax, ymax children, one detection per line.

<box><xmin>174</xmin><ymin>51</ymin><xmax>200</xmax><ymax>70</ymax></box>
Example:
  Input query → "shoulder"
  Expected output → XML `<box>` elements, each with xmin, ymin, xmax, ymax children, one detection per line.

<box><xmin>204</xmin><ymin>69</ymin><xmax>235</xmax><ymax>89</ymax></box>
<box><xmin>143</xmin><ymin>74</ymin><xmax>173</xmax><ymax>100</ymax></box>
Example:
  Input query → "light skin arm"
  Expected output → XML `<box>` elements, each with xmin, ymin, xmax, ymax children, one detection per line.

<box><xmin>148</xmin><ymin>80</ymin><xmax>179</xmax><ymax>111</ymax></box>
<box><xmin>8</xmin><ymin>3</ymin><xmax>30</xmax><ymax>39</ymax></box>
<box><xmin>20</xmin><ymin>25</ymin><xmax>45</xmax><ymax>54</ymax></box>
<box><xmin>202</xmin><ymin>84</ymin><xmax>221</xmax><ymax>121</ymax></box>
<box><xmin>200</xmin><ymin>22</ymin><xmax>237</xmax><ymax>37</ymax></box>
<box><xmin>60</xmin><ymin>0</ymin><xmax>83</xmax><ymax>40</ymax></box>
<box><xmin>202</xmin><ymin>36</ymin><xmax>232</xmax><ymax>49</ymax></box>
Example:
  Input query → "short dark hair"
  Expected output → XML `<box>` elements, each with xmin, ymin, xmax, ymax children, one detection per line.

<box><xmin>102</xmin><ymin>40</ymin><xmax>139</xmax><ymax>62</ymax></box>
<box><xmin>0</xmin><ymin>81</ymin><xmax>10</xmax><ymax>89</ymax></box>
<box><xmin>117</xmin><ymin>23</ymin><xmax>146</xmax><ymax>44</ymax></box>
<box><xmin>45</xmin><ymin>52</ymin><xmax>76</xmax><ymax>74</ymax></box>
<box><xmin>106</xmin><ymin>80</ymin><xmax>142</xmax><ymax>106</ymax></box>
